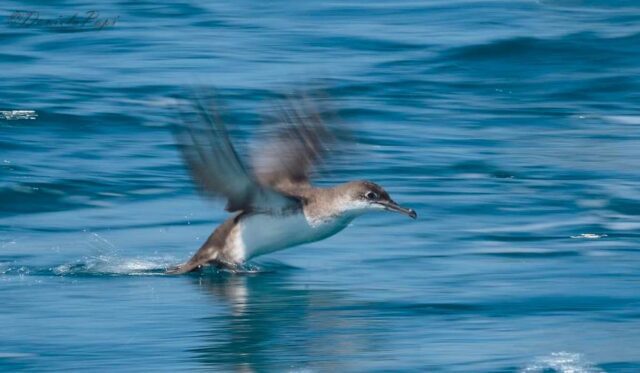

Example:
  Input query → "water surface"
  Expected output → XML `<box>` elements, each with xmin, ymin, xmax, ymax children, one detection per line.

<box><xmin>1</xmin><ymin>1</ymin><xmax>640</xmax><ymax>371</ymax></box>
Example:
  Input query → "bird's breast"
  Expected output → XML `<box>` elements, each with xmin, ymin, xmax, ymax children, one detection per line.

<box><xmin>236</xmin><ymin>211</ymin><xmax>352</xmax><ymax>260</ymax></box>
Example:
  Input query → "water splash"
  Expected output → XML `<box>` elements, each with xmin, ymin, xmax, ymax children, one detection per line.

<box><xmin>42</xmin><ymin>231</ymin><xmax>174</xmax><ymax>276</ymax></box>
<box><xmin>52</xmin><ymin>254</ymin><xmax>176</xmax><ymax>276</ymax></box>
<box><xmin>196</xmin><ymin>262</ymin><xmax>266</xmax><ymax>275</ymax></box>
<box><xmin>51</xmin><ymin>256</ymin><xmax>277</xmax><ymax>276</ymax></box>
<box><xmin>521</xmin><ymin>352</ymin><xmax>604</xmax><ymax>373</ymax></box>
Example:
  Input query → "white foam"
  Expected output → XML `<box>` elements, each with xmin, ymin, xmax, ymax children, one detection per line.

<box><xmin>604</xmin><ymin>115</ymin><xmax>640</xmax><ymax>125</ymax></box>
<box><xmin>570</xmin><ymin>233</ymin><xmax>607</xmax><ymax>239</ymax></box>
<box><xmin>0</xmin><ymin>110</ymin><xmax>37</xmax><ymax>120</ymax></box>
<box><xmin>521</xmin><ymin>352</ymin><xmax>604</xmax><ymax>373</ymax></box>
<box><xmin>0</xmin><ymin>352</ymin><xmax>36</xmax><ymax>358</ymax></box>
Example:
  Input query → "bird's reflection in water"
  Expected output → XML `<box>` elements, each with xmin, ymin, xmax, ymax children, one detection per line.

<box><xmin>188</xmin><ymin>266</ymin><xmax>378</xmax><ymax>372</ymax></box>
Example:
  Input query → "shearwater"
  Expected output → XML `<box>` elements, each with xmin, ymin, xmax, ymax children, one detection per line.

<box><xmin>168</xmin><ymin>92</ymin><xmax>416</xmax><ymax>274</ymax></box>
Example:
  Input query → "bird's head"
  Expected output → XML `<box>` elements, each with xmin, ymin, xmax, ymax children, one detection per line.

<box><xmin>338</xmin><ymin>180</ymin><xmax>417</xmax><ymax>219</ymax></box>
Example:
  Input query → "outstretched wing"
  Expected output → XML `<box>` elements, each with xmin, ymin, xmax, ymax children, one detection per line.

<box><xmin>251</xmin><ymin>93</ymin><xmax>336</xmax><ymax>191</ymax></box>
<box><xmin>175</xmin><ymin>95</ymin><xmax>299</xmax><ymax>213</ymax></box>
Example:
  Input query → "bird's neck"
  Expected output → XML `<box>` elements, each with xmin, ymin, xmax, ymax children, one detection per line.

<box><xmin>302</xmin><ymin>185</ymin><xmax>363</xmax><ymax>225</ymax></box>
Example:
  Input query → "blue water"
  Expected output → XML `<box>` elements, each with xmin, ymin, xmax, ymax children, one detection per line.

<box><xmin>2</xmin><ymin>1</ymin><xmax>640</xmax><ymax>371</ymax></box>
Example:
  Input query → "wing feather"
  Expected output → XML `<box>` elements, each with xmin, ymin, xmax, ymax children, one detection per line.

<box><xmin>252</xmin><ymin>93</ymin><xmax>336</xmax><ymax>191</ymax></box>
<box><xmin>175</xmin><ymin>94</ymin><xmax>299</xmax><ymax>213</ymax></box>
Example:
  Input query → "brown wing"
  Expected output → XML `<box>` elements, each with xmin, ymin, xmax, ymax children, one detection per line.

<box><xmin>251</xmin><ymin>93</ymin><xmax>336</xmax><ymax>192</ymax></box>
<box><xmin>175</xmin><ymin>94</ymin><xmax>300</xmax><ymax>213</ymax></box>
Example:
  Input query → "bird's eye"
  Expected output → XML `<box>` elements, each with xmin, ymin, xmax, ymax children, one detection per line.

<box><xmin>365</xmin><ymin>191</ymin><xmax>378</xmax><ymax>200</ymax></box>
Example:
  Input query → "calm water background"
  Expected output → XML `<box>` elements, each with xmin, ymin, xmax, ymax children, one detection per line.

<box><xmin>2</xmin><ymin>1</ymin><xmax>640</xmax><ymax>371</ymax></box>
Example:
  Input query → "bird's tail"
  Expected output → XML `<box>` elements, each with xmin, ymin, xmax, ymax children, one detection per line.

<box><xmin>165</xmin><ymin>260</ymin><xmax>203</xmax><ymax>275</ymax></box>
<box><xmin>166</xmin><ymin>238</ymin><xmax>225</xmax><ymax>275</ymax></box>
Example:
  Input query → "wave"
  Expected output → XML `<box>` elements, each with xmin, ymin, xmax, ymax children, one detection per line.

<box><xmin>521</xmin><ymin>352</ymin><xmax>604</xmax><ymax>373</ymax></box>
<box><xmin>443</xmin><ymin>32</ymin><xmax>640</xmax><ymax>64</ymax></box>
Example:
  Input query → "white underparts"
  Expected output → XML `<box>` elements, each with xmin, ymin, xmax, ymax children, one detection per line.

<box><xmin>222</xmin><ymin>199</ymin><xmax>384</xmax><ymax>264</ymax></box>
<box><xmin>231</xmin><ymin>210</ymin><xmax>354</xmax><ymax>262</ymax></box>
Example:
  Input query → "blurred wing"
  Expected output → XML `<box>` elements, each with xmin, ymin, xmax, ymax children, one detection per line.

<box><xmin>252</xmin><ymin>94</ymin><xmax>335</xmax><ymax>191</ymax></box>
<box><xmin>175</xmin><ymin>95</ymin><xmax>300</xmax><ymax>213</ymax></box>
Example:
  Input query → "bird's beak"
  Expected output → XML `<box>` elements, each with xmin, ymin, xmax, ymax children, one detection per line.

<box><xmin>377</xmin><ymin>200</ymin><xmax>417</xmax><ymax>219</ymax></box>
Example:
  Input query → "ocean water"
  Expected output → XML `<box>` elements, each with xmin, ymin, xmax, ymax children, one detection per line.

<box><xmin>2</xmin><ymin>0</ymin><xmax>640</xmax><ymax>371</ymax></box>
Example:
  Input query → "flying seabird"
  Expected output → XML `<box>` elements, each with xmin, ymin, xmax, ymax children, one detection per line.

<box><xmin>168</xmin><ymin>92</ymin><xmax>416</xmax><ymax>274</ymax></box>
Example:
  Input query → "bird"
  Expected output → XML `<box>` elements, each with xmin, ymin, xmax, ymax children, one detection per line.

<box><xmin>167</xmin><ymin>91</ymin><xmax>416</xmax><ymax>274</ymax></box>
